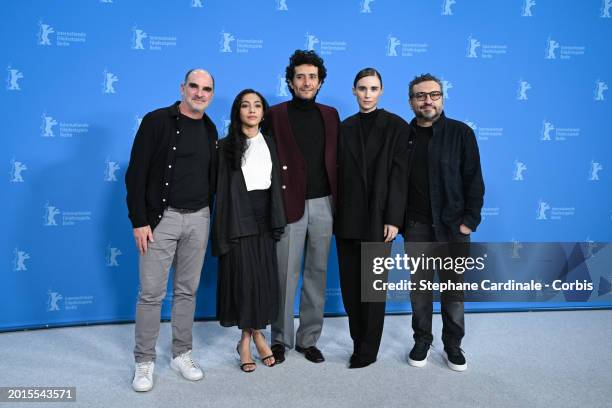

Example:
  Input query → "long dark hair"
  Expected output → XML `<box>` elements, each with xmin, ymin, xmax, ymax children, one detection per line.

<box><xmin>223</xmin><ymin>89</ymin><xmax>269</xmax><ymax>171</ymax></box>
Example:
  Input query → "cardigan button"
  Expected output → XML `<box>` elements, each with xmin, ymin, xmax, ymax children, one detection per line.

<box><xmin>282</xmin><ymin>185</ymin><xmax>286</xmax><ymax>189</ymax></box>
<box><xmin>282</xmin><ymin>165</ymin><xmax>287</xmax><ymax>170</ymax></box>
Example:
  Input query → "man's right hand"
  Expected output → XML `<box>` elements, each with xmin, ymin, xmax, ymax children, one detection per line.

<box><xmin>133</xmin><ymin>226</ymin><xmax>154</xmax><ymax>255</ymax></box>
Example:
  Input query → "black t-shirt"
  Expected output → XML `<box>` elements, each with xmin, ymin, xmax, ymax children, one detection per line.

<box><xmin>287</xmin><ymin>97</ymin><xmax>330</xmax><ymax>199</ymax></box>
<box><xmin>407</xmin><ymin>124</ymin><xmax>433</xmax><ymax>224</ymax></box>
<box><xmin>168</xmin><ymin>113</ymin><xmax>210</xmax><ymax>209</ymax></box>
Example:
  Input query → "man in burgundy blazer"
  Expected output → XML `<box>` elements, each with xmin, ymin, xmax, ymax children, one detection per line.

<box><xmin>263</xmin><ymin>50</ymin><xmax>339</xmax><ymax>364</ymax></box>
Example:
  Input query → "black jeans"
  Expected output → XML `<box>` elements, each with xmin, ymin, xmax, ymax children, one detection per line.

<box><xmin>404</xmin><ymin>220</ymin><xmax>469</xmax><ymax>348</ymax></box>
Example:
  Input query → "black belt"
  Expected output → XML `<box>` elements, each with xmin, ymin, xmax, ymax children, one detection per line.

<box><xmin>168</xmin><ymin>207</ymin><xmax>202</xmax><ymax>214</ymax></box>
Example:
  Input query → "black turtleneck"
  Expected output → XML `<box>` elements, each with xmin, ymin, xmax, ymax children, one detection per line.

<box><xmin>287</xmin><ymin>97</ymin><xmax>330</xmax><ymax>199</ymax></box>
<box><xmin>358</xmin><ymin>108</ymin><xmax>379</xmax><ymax>146</ymax></box>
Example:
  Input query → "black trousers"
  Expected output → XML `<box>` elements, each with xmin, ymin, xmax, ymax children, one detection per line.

<box><xmin>404</xmin><ymin>220</ymin><xmax>468</xmax><ymax>347</ymax></box>
<box><xmin>336</xmin><ymin>238</ymin><xmax>388</xmax><ymax>363</ymax></box>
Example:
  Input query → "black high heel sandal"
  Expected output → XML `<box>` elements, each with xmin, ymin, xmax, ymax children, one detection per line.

<box><xmin>252</xmin><ymin>331</ymin><xmax>276</xmax><ymax>367</ymax></box>
<box><xmin>236</xmin><ymin>340</ymin><xmax>256</xmax><ymax>373</ymax></box>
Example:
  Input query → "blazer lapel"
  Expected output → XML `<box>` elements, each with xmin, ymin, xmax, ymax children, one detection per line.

<box><xmin>344</xmin><ymin>116</ymin><xmax>367</xmax><ymax>188</ymax></box>
<box><xmin>278</xmin><ymin>102</ymin><xmax>305</xmax><ymax>167</ymax></box>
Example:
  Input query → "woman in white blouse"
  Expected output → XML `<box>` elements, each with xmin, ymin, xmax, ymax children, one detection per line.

<box><xmin>212</xmin><ymin>89</ymin><xmax>286</xmax><ymax>373</ymax></box>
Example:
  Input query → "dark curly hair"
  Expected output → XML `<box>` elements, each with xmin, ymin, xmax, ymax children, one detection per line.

<box><xmin>285</xmin><ymin>49</ymin><xmax>327</xmax><ymax>97</ymax></box>
<box><xmin>409</xmin><ymin>73</ymin><xmax>443</xmax><ymax>98</ymax></box>
<box><xmin>222</xmin><ymin>89</ymin><xmax>269</xmax><ymax>171</ymax></box>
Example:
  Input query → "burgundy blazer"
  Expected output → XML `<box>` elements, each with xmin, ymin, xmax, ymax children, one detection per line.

<box><xmin>266</xmin><ymin>101</ymin><xmax>339</xmax><ymax>223</ymax></box>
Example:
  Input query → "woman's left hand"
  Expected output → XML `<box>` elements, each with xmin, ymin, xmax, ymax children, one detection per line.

<box><xmin>459</xmin><ymin>224</ymin><xmax>472</xmax><ymax>235</ymax></box>
<box><xmin>383</xmin><ymin>224</ymin><xmax>398</xmax><ymax>242</ymax></box>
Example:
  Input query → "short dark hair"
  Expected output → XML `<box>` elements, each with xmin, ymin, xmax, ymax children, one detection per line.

<box><xmin>285</xmin><ymin>50</ymin><xmax>327</xmax><ymax>96</ymax></box>
<box><xmin>409</xmin><ymin>73</ymin><xmax>442</xmax><ymax>97</ymax></box>
<box><xmin>353</xmin><ymin>67</ymin><xmax>383</xmax><ymax>88</ymax></box>
<box><xmin>183</xmin><ymin>68</ymin><xmax>215</xmax><ymax>90</ymax></box>
<box><xmin>224</xmin><ymin>89</ymin><xmax>269</xmax><ymax>171</ymax></box>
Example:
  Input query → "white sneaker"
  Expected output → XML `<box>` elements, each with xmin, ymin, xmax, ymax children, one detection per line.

<box><xmin>132</xmin><ymin>361</ymin><xmax>154</xmax><ymax>392</ymax></box>
<box><xmin>171</xmin><ymin>350</ymin><xmax>204</xmax><ymax>381</ymax></box>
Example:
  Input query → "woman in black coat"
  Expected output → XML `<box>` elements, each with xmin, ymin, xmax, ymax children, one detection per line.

<box><xmin>212</xmin><ymin>89</ymin><xmax>286</xmax><ymax>372</ymax></box>
<box><xmin>335</xmin><ymin>68</ymin><xmax>412</xmax><ymax>368</ymax></box>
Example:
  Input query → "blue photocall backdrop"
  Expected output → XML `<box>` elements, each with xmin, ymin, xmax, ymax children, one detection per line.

<box><xmin>3</xmin><ymin>0</ymin><xmax>612</xmax><ymax>331</ymax></box>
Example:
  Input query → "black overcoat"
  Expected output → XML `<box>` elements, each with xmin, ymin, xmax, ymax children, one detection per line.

<box><xmin>334</xmin><ymin>109</ymin><xmax>412</xmax><ymax>242</ymax></box>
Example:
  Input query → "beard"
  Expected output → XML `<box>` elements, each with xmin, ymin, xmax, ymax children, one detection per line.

<box><xmin>413</xmin><ymin>105</ymin><xmax>441</xmax><ymax>122</ymax></box>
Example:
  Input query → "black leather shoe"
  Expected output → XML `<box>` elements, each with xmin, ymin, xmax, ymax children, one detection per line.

<box><xmin>295</xmin><ymin>345</ymin><xmax>325</xmax><ymax>363</ymax></box>
<box><xmin>271</xmin><ymin>344</ymin><xmax>285</xmax><ymax>364</ymax></box>
<box><xmin>349</xmin><ymin>356</ymin><xmax>375</xmax><ymax>369</ymax></box>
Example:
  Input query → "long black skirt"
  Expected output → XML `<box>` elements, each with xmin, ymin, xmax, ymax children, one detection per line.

<box><xmin>217</xmin><ymin>189</ymin><xmax>279</xmax><ymax>330</ymax></box>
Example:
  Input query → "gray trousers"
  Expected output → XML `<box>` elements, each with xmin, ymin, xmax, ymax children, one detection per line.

<box><xmin>134</xmin><ymin>207</ymin><xmax>210</xmax><ymax>363</ymax></box>
<box><xmin>272</xmin><ymin>195</ymin><xmax>333</xmax><ymax>349</ymax></box>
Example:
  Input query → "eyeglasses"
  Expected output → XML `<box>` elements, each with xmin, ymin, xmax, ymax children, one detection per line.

<box><xmin>410</xmin><ymin>91</ymin><xmax>443</xmax><ymax>101</ymax></box>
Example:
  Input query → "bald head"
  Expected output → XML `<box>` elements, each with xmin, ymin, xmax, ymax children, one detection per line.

<box><xmin>184</xmin><ymin>68</ymin><xmax>215</xmax><ymax>90</ymax></box>
<box><xmin>179</xmin><ymin>69</ymin><xmax>214</xmax><ymax>119</ymax></box>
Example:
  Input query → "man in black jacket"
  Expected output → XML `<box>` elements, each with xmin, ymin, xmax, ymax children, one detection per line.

<box><xmin>125</xmin><ymin>69</ymin><xmax>218</xmax><ymax>391</ymax></box>
<box><xmin>403</xmin><ymin>73</ymin><xmax>484</xmax><ymax>372</ymax></box>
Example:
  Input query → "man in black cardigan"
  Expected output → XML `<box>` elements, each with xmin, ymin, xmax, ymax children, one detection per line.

<box><xmin>125</xmin><ymin>69</ymin><xmax>218</xmax><ymax>391</ymax></box>
<box><xmin>404</xmin><ymin>73</ymin><xmax>484</xmax><ymax>372</ymax></box>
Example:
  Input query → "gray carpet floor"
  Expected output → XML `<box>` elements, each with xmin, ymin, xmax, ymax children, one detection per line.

<box><xmin>1</xmin><ymin>310</ymin><xmax>611</xmax><ymax>408</ymax></box>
